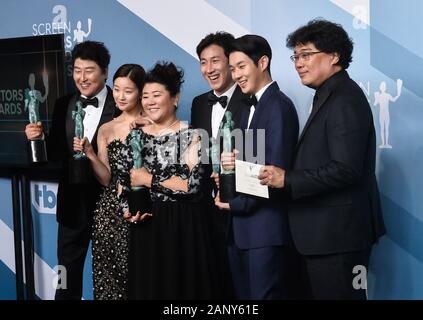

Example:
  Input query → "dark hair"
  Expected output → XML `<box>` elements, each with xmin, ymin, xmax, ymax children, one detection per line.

<box><xmin>113</xmin><ymin>64</ymin><xmax>146</xmax><ymax>91</ymax></box>
<box><xmin>71</xmin><ymin>40</ymin><xmax>111</xmax><ymax>72</ymax></box>
<box><xmin>228</xmin><ymin>34</ymin><xmax>272</xmax><ymax>74</ymax></box>
<box><xmin>196</xmin><ymin>31</ymin><xmax>235</xmax><ymax>59</ymax></box>
<box><xmin>286</xmin><ymin>19</ymin><xmax>353</xmax><ymax>69</ymax></box>
<box><xmin>144</xmin><ymin>62</ymin><xmax>184</xmax><ymax>97</ymax></box>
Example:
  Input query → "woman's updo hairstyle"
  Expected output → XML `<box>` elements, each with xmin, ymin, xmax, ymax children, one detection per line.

<box><xmin>144</xmin><ymin>61</ymin><xmax>184</xmax><ymax>97</ymax></box>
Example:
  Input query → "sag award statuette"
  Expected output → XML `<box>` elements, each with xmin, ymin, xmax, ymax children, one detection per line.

<box><xmin>69</xmin><ymin>101</ymin><xmax>90</xmax><ymax>184</ymax></box>
<box><xmin>25</xmin><ymin>88</ymin><xmax>48</xmax><ymax>163</ymax></box>
<box><xmin>128</xmin><ymin>129</ymin><xmax>151</xmax><ymax>215</ymax></box>
<box><xmin>219</xmin><ymin>111</ymin><xmax>236</xmax><ymax>202</ymax></box>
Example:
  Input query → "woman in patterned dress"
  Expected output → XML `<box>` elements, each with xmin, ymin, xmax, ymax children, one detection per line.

<box><xmin>127</xmin><ymin>62</ymin><xmax>224</xmax><ymax>299</ymax></box>
<box><xmin>73</xmin><ymin>64</ymin><xmax>147</xmax><ymax>299</ymax></box>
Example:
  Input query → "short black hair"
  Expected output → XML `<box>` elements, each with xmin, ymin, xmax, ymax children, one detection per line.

<box><xmin>286</xmin><ymin>19</ymin><xmax>353</xmax><ymax>69</ymax></box>
<box><xmin>196</xmin><ymin>31</ymin><xmax>235</xmax><ymax>59</ymax></box>
<box><xmin>71</xmin><ymin>40</ymin><xmax>111</xmax><ymax>72</ymax></box>
<box><xmin>228</xmin><ymin>34</ymin><xmax>272</xmax><ymax>74</ymax></box>
<box><xmin>144</xmin><ymin>62</ymin><xmax>184</xmax><ymax>97</ymax></box>
<box><xmin>113</xmin><ymin>64</ymin><xmax>146</xmax><ymax>91</ymax></box>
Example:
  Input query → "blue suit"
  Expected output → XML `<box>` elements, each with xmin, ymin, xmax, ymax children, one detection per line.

<box><xmin>228</xmin><ymin>82</ymin><xmax>299</xmax><ymax>299</ymax></box>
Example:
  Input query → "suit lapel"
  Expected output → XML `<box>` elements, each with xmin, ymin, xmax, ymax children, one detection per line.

<box><xmin>248</xmin><ymin>82</ymin><xmax>278</xmax><ymax>130</ymax></box>
<box><xmin>297</xmin><ymin>70</ymin><xmax>349</xmax><ymax>147</ymax></box>
<box><xmin>226</xmin><ymin>86</ymin><xmax>245</xmax><ymax>125</ymax></box>
<box><xmin>214</xmin><ymin>85</ymin><xmax>250</xmax><ymax>133</ymax></box>
<box><xmin>202</xmin><ymin>91</ymin><xmax>213</xmax><ymax>137</ymax></box>
<box><xmin>296</xmin><ymin>89</ymin><xmax>331</xmax><ymax>146</ymax></box>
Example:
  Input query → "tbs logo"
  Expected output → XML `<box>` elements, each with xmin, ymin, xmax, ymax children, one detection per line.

<box><xmin>31</xmin><ymin>182</ymin><xmax>58</xmax><ymax>215</ymax></box>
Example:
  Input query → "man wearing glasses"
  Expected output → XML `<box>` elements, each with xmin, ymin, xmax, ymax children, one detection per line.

<box><xmin>258</xmin><ymin>19</ymin><xmax>386</xmax><ymax>299</ymax></box>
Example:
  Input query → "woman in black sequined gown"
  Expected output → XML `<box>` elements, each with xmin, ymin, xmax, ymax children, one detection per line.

<box><xmin>127</xmin><ymin>62</ymin><xmax>225</xmax><ymax>299</ymax></box>
<box><xmin>73</xmin><ymin>64</ymin><xmax>147</xmax><ymax>299</ymax></box>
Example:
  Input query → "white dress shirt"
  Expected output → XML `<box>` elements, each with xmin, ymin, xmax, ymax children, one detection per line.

<box><xmin>81</xmin><ymin>85</ymin><xmax>108</xmax><ymax>143</ymax></box>
<box><xmin>211</xmin><ymin>83</ymin><xmax>237</xmax><ymax>139</ymax></box>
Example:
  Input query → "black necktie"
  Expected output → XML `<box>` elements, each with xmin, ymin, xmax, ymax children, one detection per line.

<box><xmin>79</xmin><ymin>96</ymin><xmax>99</xmax><ymax>108</ymax></box>
<box><xmin>245</xmin><ymin>95</ymin><xmax>258</xmax><ymax>107</ymax></box>
<box><xmin>207</xmin><ymin>92</ymin><xmax>228</xmax><ymax>108</ymax></box>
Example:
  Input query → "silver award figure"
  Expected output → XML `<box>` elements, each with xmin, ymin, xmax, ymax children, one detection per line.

<box><xmin>128</xmin><ymin>129</ymin><xmax>151</xmax><ymax>215</ymax></box>
<box><xmin>210</xmin><ymin>137</ymin><xmax>220</xmax><ymax>174</ymax></box>
<box><xmin>72</xmin><ymin>101</ymin><xmax>86</xmax><ymax>159</ymax></box>
<box><xmin>219</xmin><ymin>111</ymin><xmax>236</xmax><ymax>202</ymax></box>
<box><xmin>25</xmin><ymin>73</ymin><xmax>48</xmax><ymax>163</ymax></box>
<box><xmin>69</xmin><ymin>99</ymin><xmax>90</xmax><ymax>184</ymax></box>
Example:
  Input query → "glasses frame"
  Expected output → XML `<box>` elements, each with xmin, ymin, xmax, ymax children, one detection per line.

<box><xmin>290</xmin><ymin>51</ymin><xmax>323</xmax><ymax>63</ymax></box>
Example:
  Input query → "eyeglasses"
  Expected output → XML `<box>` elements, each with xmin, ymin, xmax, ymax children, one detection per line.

<box><xmin>290</xmin><ymin>51</ymin><xmax>322</xmax><ymax>63</ymax></box>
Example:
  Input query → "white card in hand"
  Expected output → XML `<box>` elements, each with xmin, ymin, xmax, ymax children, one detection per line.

<box><xmin>235</xmin><ymin>160</ymin><xmax>269</xmax><ymax>198</ymax></box>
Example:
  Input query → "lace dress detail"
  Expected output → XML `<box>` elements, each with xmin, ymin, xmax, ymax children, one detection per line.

<box><xmin>92</xmin><ymin>137</ymin><xmax>133</xmax><ymax>300</ymax></box>
<box><xmin>141</xmin><ymin>128</ymin><xmax>203</xmax><ymax>202</ymax></box>
<box><xmin>128</xmin><ymin>128</ymin><xmax>223</xmax><ymax>299</ymax></box>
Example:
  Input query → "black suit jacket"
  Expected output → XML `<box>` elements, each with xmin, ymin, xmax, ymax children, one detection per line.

<box><xmin>191</xmin><ymin>85</ymin><xmax>249</xmax><ymax>197</ymax></box>
<box><xmin>47</xmin><ymin>86</ymin><xmax>117</xmax><ymax>226</ymax></box>
<box><xmin>285</xmin><ymin>70</ymin><xmax>386</xmax><ymax>255</ymax></box>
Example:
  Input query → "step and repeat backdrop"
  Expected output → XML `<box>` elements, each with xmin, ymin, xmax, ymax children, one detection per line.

<box><xmin>0</xmin><ymin>0</ymin><xmax>422</xmax><ymax>299</ymax></box>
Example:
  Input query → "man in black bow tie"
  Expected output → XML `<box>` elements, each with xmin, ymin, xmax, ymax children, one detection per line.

<box><xmin>192</xmin><ymin>32</ymin><xmax>248</xmax><ymax>144</ymax></box>
<box><xmin>207</xmin><ymin>91</ymin><xmax>228</xmax><ymax>108</ymax></box>
<box><xmin>190</xmin><ymin>32</ymin><xmax>250</xmax><ymax>299</ymax></box>
<box><xmin>78</xmin><ymin>96</ymin><xmax>99</xmax><ymax>108</ymax></box>
<box><xmin>25</xmin><ymin>41</ymin><xmax>118</xmax><ymax>300</ymax></box>
<box><xmin>191</xmin><ymin>31</ymin><xmax>250</xmax><ymax>191</ymax></box>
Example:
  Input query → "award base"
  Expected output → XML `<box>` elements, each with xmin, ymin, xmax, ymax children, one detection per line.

<box><xmin>69</xmin><ymin>157</ymin><xmax>91</xmax><ymax>184</ymax></box>
<box><xmin>128</xmin><ymin>187</ymin><xmax>152</xmax><ymax>216</ymax></box>
<box><xmin>220</xmin><ymin>173</ymin><xmax>236</xmax><ymax>202</ymax></box>
<box><xmin>29</xmin><ymin>139</ymin><xmax>48</xmax><ymax>163</ymax></box>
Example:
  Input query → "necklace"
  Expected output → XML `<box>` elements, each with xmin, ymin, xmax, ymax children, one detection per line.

<box><xmin>155</xmin><ymin>119</ymin><xmax>179</xmax><ymax>136</ymax></box>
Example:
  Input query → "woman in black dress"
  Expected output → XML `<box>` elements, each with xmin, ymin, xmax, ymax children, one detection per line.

<box><xmin>127</xmin><ymin>62</ymin><xmax>223</xmax><ymax>299</ymax></box>
<box><xmin>74</xmin><ymin>64</ymin><xmax>146</xmax><ymax>299</ymax></box>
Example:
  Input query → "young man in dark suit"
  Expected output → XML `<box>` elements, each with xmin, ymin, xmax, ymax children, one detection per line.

<box><xmin>259</xmin><ymin>19</ymin><xmax>386</xmax><ymax>299</ymax></box>
<box><xmin>215</xmin><ymin>35</ymin><xmax>299</xmax><ymax>299</ymax></box>
<box><xmin>25</xmin><ymin>41</ymin><xmax>117</xmax><ymax>300</ymax></box>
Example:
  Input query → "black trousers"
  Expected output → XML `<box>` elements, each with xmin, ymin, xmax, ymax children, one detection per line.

<box><xmin>54</xmin><ymin>221</ymin><xmax>91</xmax><ymax>300</ymax></box>
<box><xmin>301</xmin><ymin>250</ymin><xmax>371</xmax><ymax>300</ymax></box>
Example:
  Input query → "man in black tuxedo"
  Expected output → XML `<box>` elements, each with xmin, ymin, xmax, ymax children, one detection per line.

<box><xmin>191</xmin><ymin>32</ymin><xmax>248</xmax><ymax>234</ymax></box>
<box><xmin>258</xmin><ymin>19</ymin><xmax>386</xmax><ymax>299</ymax></box>
<box><xmin>191</xmin><ymin>32</ymin><xmax>249</xmax><ymax>299</ymax></box>
<box><xmin>25</xmin><ymin>41</ymin><xmax>117</xmax><ymax>300</ymax></box>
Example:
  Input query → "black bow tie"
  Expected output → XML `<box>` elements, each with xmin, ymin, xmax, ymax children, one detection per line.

<box><xmin>207</xmin><ymin>92</ymin><xmax>228</xmax><ymax>108</ymax></box>
<box><xmin>245</xmin><ymin>95</ymin><xmax>258</xmax><ymax>107</ymax></box>
<box><xmin>79</xmin><ymin>96</ymin><xmax>99</xmax><ymax>108</ymax></box>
